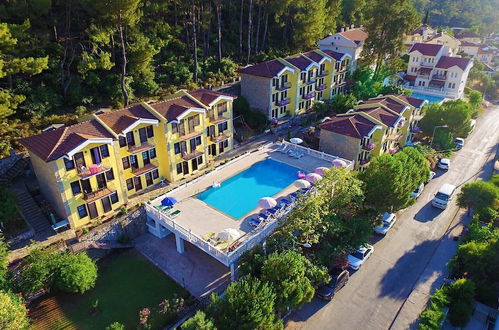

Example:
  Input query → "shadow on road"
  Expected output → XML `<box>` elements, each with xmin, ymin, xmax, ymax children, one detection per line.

<box><xmin>378</xmin><ymin>239</ymin><xmax>440</xmax><ymax>299</ymax></box>
<box><xmin>285</xmin><ymin>297</ymin><xmax>330</xmax><ymax>323</ymax></box>
<box><xmin>413</xmin><ymin>201</ymin><xmax>442</xmax><ymax>223</ymax></box>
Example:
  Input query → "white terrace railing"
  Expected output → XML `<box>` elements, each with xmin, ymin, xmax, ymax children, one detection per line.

<box><xmin>281</xmin><ymin>141</ymin><xmax>354</xmax><ymax>170</ymax></box>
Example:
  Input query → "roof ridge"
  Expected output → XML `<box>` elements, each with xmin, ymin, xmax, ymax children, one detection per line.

<box><xmin>45</xmin><ymin>126</ymin><xmax>69</xmax><ymax>161</ymax></box>
<box><xmin>348</xmin><ymin>115</ymin><xmax>362</xmax><ymax>138</ymax></box>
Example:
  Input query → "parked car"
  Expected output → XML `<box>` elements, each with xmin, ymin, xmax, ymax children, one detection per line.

<box><xmin>374</xmin><ymin>212</ymin><xmax>397</xmax><ymax>235</ymax></box>
<box><xmin>432</xmin><ymin>183</ymin><xmax>456</xmax><ymax>209</ymax></box>
<box><xmin>348</xmin><ymin>244</ymin><xmax>374</xmax><ymax>270</ymax></box>
<box><xmin>316</xmin><ymin>269</ymin><xmax>350</xmax><ymax>300</ymax></box>
<box><xmin>410</xmin><ymin>183</ymin><xmax>425</xmax><ymax>199</ymax></box>
<box><xmin>437</xmin><ymin>158</ymin><xmax>450</xmax><ymax>170</ymax></box>
<box><xmin>426</xmin><ymin>171</ymin><xmax>436</xmax><ymax>183</ymax></box>
<box><xmin>454</xmin><ymin>138</ymin><xmax>464</xmax><ymax>150</ymax></box>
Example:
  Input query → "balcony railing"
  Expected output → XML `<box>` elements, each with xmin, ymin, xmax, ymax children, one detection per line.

<box><xmin>317</xmin><ymin>70</ymin><xmax>329</xmax><ymax>77</ymax></box>
<box><xmin>410</xmin><ymin>126</ymin><xmax>422</xmax><ymax>134</ymax></box>
<box><xmin>361</xmin><ymin>142</ymin><xmax>376</xmax><ymax>151</ymax></box>
<box><xmin>276</xmin><ymin>98</ymin><xmax>290</xmax><ymax>106</ymax></box>
<box><xmin>275</xmin><ymin>82</ymin><xmax>291</xmax><ymax>91</ymax></box>
<box><xmin>316</xmin><ymin>84</ymin><xmax>327</xmax><ymax>91</ymax></box>
<box><xmin>83</xmin><ymin>182</ymin><xmax>115</xmax><ymax>203</ymax></box>
<box><xmin>128</xmin><ymin>142</ymin><xmax>154</xmax><ymax>155</ymax></box>
<box><xmin>131</xmin><ymin>159</ymin><xmax>158</xmax><ymax>176</ymax></box>
<box><xmin>182</xmin><ymin>149</ymin><xmax>203</xmax><ymax>161</ymax></box>
<box><xmin>359</xmin><ymin>158</ymin><xmax>371</xmax><ymax>166</ymax></box>
<box><xmin>209</xmin><ymin>114</ymin><xmax>228</xmax><ymax>123</ymax></box>
<box><xmin>210</xmin><ymin>133</ymin><xmax>230</xmax><ymax>143</ymax></box>
<box><xmin>432</xmin><ymin>74</ymin><xmax>447</xmax><ymax>80</ymax></box>
<box><xmin>77</xmin><ymin>161</ymin><xmax>112</xmax><ymax>180</ymax></box>
<box><xmin>306</xmin><ymin>77</ymin><xmax>316</xmax><ymax>85</ymax></box>
<box><xmin>387</xmin><ymin>133</ymin><xmax>403</xmax><ymax>141</ymax></box>
<box><xmin>304</xmin><ymin>92</ymin><xmax>315</xmax><ymax>100</ymax></box>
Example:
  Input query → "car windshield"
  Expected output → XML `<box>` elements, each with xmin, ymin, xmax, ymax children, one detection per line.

<box><xmin>435</xmin><ymin>192</ymin><xmax>449</xmax><ymax>201</ymax></box>
<box><xmin>352</xmin><ymin>251</ymin><xmax>364</xmax><ymax>259</ymax></box>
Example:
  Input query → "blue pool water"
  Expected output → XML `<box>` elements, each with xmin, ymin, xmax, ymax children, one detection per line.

<box><xmin>197</xmin><ymin>158</ymin><xmax>300</xmax><ymax>219</ymax></box>
<box><xmin>410</xmin><ymin>92</ymin><xmax>445</xmax><ymax>104</ymax></box>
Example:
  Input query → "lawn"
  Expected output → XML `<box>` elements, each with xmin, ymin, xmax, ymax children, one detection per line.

<box><xmin>29</xmin><ymin>249</ymin><xmax>190</xmax><ymax>329</ymax></box>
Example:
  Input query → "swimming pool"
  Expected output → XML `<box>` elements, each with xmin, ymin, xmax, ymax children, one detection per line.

<box><xmin>410</xmin><ymin>92</ymin><xmax>446</xmax><ymax>104</ymax></box>
<box><xmin>197</xmin><ymin>158</ymin><xmax>300</xmax><ymax>219</ymax></box>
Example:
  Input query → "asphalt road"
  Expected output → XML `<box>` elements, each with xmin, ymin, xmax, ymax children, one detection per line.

<box><xmin>286</xmin><ymin>105</ymin><xmax>499</xmax><ymax>330</ymax></box>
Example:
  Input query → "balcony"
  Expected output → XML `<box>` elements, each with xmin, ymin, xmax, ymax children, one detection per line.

<box><xmin>304</xmin><ymin>92</ymin><xmax>315</xmax><ymax>100</ymax></box>
<box><xmin>410</xmin><ymin>126</ymin><xmax>422</xmax><ymax>134</ymax></box>
<box><xmin>361</xmin><ymin>142</ymin><xmax>376</xmax><ymax>151</ymax></box>
<box><xmin>359</xmin><ymin>158</ymin><xmax>371</xmax><ymax>166</ymax></box>
<box><xmin>131</xmin><ymin>159</ymin><xmax>158</xmax><ymax>176</ymax></box>
<box><xmin>276</xmin><ymin>98</ymin><xmax>290</xmax><ymax>106</ymax></box>
<box><xmin>210</xmin><ymin>133</ymin><xmax>230</xmax><ymax>144</ymax></box>
<box><xmin>275</xmin><ymin>82</ymin><xmax>291</xmax><ymax>91</ymax></box>
<box><xmin>209</xmin><ymin>115</ymin><xmax>229</xmax><ymax>124</ymax></box>
<box><xmin>317</xmin><ymin>70</ymin><xmax>329</xmax><ymax>77</ymax></box>
<box><xmin>77</xmin><ymin>161</ymin><xmax>112</xmax><ymax>180</ymax></box>
<box><xmin>128</xmin><ymin>142</ymin><xmax>154</xmax><ymax>155</ymax></box>
<box><xmin>306</xmin><ymin>77</ymin><xmax>316</xmax><ymax>85</ymax></box>
<box><xmin>432</xmin><ymin>73</ymin><xmax>447</xmax><ymax>80</ymax></box>
<box><xmin>316</xmin><ymin>84</ymin><xmax>327</xmax><ymax>91</ymax></box>
<box><xmin>179</xmin><ymin>130</ymin><xmax>202</xmax><ymax>141</ymax></box>
<box><xmin>387</xmin><ymin>133</ymin><xmax>403</xmax><ymax>141</ymax></box>
<box><xmin>83</xmin><ymin>183</ymin><xmax>115</xmax><ymax>203</ymax></box>
<box><xmin>182</xmin><ymin>149</ymin><xmax>203</xmax><ymax>161</ymax></box>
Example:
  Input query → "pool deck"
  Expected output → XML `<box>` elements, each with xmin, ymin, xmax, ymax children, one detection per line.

<box><xmin>150</xmin><ymin>143</ymin><xmax>333</xmax><ymax>240</ymax></box>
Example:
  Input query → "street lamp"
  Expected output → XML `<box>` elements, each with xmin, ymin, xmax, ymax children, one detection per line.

<box><xmin>430</xmin><ymin>125</ymin><xmax>448</xmax><ymax>149</ymax></box>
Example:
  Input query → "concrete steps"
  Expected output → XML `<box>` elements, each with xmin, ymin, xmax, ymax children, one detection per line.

<box><xmin>0</xmin><ymin>156</ymin><xmax>29</xmax><ymax>185</ymax></box>
<box><xmin>13</xmin><ymin>189</ymin><xmax>51</xmax><ymax>233</ymax></box>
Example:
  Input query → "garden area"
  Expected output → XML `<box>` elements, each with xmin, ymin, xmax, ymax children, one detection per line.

<box><xmin>29</xmin><ymin>249</ymin><xmax>191</xmax><ymax>330</ymax></box>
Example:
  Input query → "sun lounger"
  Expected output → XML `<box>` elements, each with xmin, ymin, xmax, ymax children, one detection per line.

<box><xmin>249</xmin><ymin>218</ymin><xmax>261</xmax><ymax>227</ymax></box>
<box><xmin>291</xmin><ymin>151</ymin><xmax>304</xmax><ymax>159</ymax></box>
<box><xmin>258</xmin><ymin>213</ymin><xmax>270</xmax><ymax>221</ymax></box>
<box><xmin>277</xmin><ymin>144</ymin><xmax>288</xmax><ymax>153</ymax></box>
<box><xmin>280</xmin><ymin>198</ymin><xmax>292</xmax><ymax>207</ymax></box>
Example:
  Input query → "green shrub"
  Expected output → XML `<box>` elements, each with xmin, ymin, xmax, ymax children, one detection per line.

<box><xmin>182</xmin><ymin>311</ymin><xmax>216</xmax><ymax>330</ymax></box>
<box><xmin>447</xmin><ymin>279</ymin><xmax>475</xmax><ymax>327</ymax></box>
<box><xmin>418</xmin><ymin>287</ymin><xmax>449</xmax><ymax>330</ymax></box>
<box><xmin>448</xmin><ymin>300</ymin><xmax>473</xmax><ymax>327</ymax></box>
<box><xmin>53</xmin><ymin>252</ymin><xmax>98</xmax><ymax>293</ymax></box>
<box><xmin>105</xmin><ymin>322</ymin><xmax>125</xmax><ymax>330</ymax></box>
<box><xmin>476</xmin><ymin>207</ymin><xmax>498</xmax><ymax>223</ymax></box>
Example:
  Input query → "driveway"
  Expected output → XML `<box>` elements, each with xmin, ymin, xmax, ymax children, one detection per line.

<box><xmin>286</xmin><ymin>105</ymin><xmax>499</xmax><ymax>330</ymax></box>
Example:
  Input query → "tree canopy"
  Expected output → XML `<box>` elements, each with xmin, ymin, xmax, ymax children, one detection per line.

<box><xmin>457</xmin><ymin>181</ymin><xmax>499</xmax><ymax>212</ymax></box>
<box><xmin>0</xmin><ymin>290</ymin><xmax>30</xmax><ymax>330</ymax></box>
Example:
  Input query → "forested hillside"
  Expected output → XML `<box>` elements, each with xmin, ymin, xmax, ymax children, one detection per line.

<box><xmin>0</xmin><ymin>0</ymin><xmax>496</xmax><ymax>156</ymax></box>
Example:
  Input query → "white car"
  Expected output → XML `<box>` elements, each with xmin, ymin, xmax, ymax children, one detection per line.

<box><xmin>437</xmin><ymin>158</ymin><xmax>450</xmax><ymax>170</ymax></box>
<box><xmin>374</xmin><ymin>212</ymin><xmax>397</xmax><ymax>235</ymax></box>
<box><xmin>454</xmin><ymin>138</ymin><xmax>464</xmax><ymax>150</ymax></box>
<box><xmin>426</xmin><ymin>171</ymin><xmax>436</xmax><ymax>183</ymax></box>
<box><xmin>348</xmin><ymin>244</ymin><xmax>374</xmax><ymax>270</ymax></box>
<box><xmin>410</xmin><ymin>183</ymin><xmax>425</xmax><ymax>199</ymax></box>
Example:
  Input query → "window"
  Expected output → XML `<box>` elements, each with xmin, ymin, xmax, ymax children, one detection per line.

<box><xmin>217</xmin><ymin>102</ymin><xmax>228</xmax><ymax>114</ymax></box>
<box><xmin>106</xmin><ymin>168</ymin><xmax>114</xmax><ymax>181</ymax></box>
<box><xmin>110</xmin><ymin>192</ymin><xmax>119</xmax><ymax>204</ymax></box>
<box><xmin>99</xmin><ymin>145</ymin><xmax>110</xmax><ymax>158</ymax></box>
<box><xmin>188</xmin><ymin>115</ymin><xmax>200</xmax><ymax>132</ymax></box>
<box><xmin>172</xmin><ymin>122</ymin><xmax>178</xmax><ymax>133</ymax></box>
<box><xmin>195</xmin><ymin>136</ymin><xmax>201</xmax><ymax>145</ymax></box>
<box><xmin>149</xmin><ymin>148</ymin><xmax>156</xmax><ymax>159</ymax></box>
<box><xmin>122</xmin><ymin>156</ymin><xmax>130</xmax><ymax>169</ymax></box>
<box><xmin>272</xmin><ymin>78</ymin><xmax>277</xmax><ymax>87</ymax></box>
<box><xmin>218</xmin><ymin>121</ymin><xmax>228</xmax><ymax>133</ymax></box>
<box><xmin>152</xmin><ymin>169</ymin><xmax>159</xmax><ymax>179</ymax></box>
<box><xmin>223</xmin><ymin>140</ymin><xmax>229</xmax><ymax>148</ymax></box>
<box><xmin>176</xmin><ymin>163</ymin><xmax>182</xmax><ymax>174</ymax></box>
<box><xmin>126</xmin><ymin>131</ymin><xmax>135</xmax><ymax>146</ymax></box>
<box><xmin>130</xmin><ymin>155</ymin><xmax>138</xmax><ymax>168</ymax></box>
<box><xmin>77</xmin><ymin>205</ymin><xmax>88</xmax><ymax>219</ymax></box>
<box><xmin>71</xmin><ymin>181</ymin><xmax>81</xmax><ymax>196</ymax></box>
<box><xmin>146</xmin><ymin>125</ymin><xmax>154</xmax><ymax>138</ymax></box>
<box><xmin>197</xmin><ymin>156</ymin><xmax>203</xmax><ymax>165</ymax></box>
<box><xmin>174</xmin><ymin>142</ymin><xmax>180</xmax><ymax>154</ymax></box>
<box><xmin>139</xmin><ymin>127</ymin><xmax>148</xmax><ymax>143</ymax></box>
<box><xmin>119</xmin><ymin>136</ymin><xmax>127</xmax><ymax>147</ymax></box>
<box><xmin>64</xmin><ymin>158</ymin><xmax>75</xmax><ymax>171</ymax></box>
<box><xmin>126</xmin><ymin>178</ymin><xmax>134</xmax><ymax>191</ymax></box>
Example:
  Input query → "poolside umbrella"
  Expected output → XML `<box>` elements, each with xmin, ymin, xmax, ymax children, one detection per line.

<box><xmin>332</xmin><ymin>159</ymin><xmax>347</xmax><ymax>167</ymax></box>
<box><xmin>161</xmin><ymin>196</ymin><xmax>177</xmax><ymax>207</ymax></box>
<box><xmin>294</xmin><ymin>179</ymin><xmax>311</xmax><ymax>189</ymax></box>
<box><xmin>314</xmin><ymin>167</ymin><xmax>329</xmax><ymax>176</ymax></box>
<box><xmin>258</xmin><ymin>197</ymin><xmax>277</xmax><ymax>209</ymax></box>
<box><xmin>305</xmin><ymin>173</ymin><xmax>322</xmax><ymax>183</ymax></box>
<box><xmin>290</xmin><ymin>137</ymin><xmax>303</xmax><ymax>144</ymax></box>
<box><xmin>216</xmin><ymin>228</ymin><xmax>241</xmax><ymax>242</ymax></box>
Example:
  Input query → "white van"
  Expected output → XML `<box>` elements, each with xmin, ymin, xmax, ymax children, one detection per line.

<box><xmin>432</xmin><ymin>183</ymin><xmax>456</xmax><ymax>209</ymax></box>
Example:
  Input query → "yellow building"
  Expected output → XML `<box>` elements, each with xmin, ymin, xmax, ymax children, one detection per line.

<box><xmin>20</xmin><ymin>89</ymin><xmax>236</xmax><ymax>229</ymax></box>
<box><xmin>319</xmin><ymin>94</ymin><xmax>426</xmax><ymax>170</ymax></box>
<box><xmin>239</xmin><ymin>49</ymin><xmax>351</xmax><ymax>120</ymax></box>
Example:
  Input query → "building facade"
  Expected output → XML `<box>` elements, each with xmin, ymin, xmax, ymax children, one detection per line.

<box><xmin>239</xmin><ymin>49</ymin><xmax>351</xmax><ymax>120</ymax></box>
<box><xmin>319</xmin><ymin>94</ymin><xmax>426</xmax><ymax>170</ymax></box>
<box><xmin>317</xmin><ymin>26</ymin><xmax>368</xmax><ymax>71</ymax></box>
<box><xmin>20</xmin><ymin>89</ymin><xmax>235</xmax><ymax>229</ymax></box>
<box><xmin>403</xmin><ymin>43</ymin><xmax>473</xmax><ymax>99</ymax></box>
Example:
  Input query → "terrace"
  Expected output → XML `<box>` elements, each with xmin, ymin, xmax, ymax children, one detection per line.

<box><xmin>144</xmin><ymin>142</ymin><xmax>353</xmax><ymax>280</ymax></box>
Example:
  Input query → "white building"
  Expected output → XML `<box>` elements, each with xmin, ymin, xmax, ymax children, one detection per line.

<box><xmin>404</xmin><ymin>43</ymin><xmax>473</xmax><ymax>99</ymax></box>
<box><xmin>318</xmin><ymin>26</ymin><xmax>368</xmax><ymax>71</ymax></box>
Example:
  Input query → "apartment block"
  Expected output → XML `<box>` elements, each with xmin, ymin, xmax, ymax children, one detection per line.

<box><xmin>319</xmin><ymin>94</ymin><xmax>426</xmax><ymax>170</ymax></box>
<box><xmin>239</xmin><ymin>49</ymin><xmax>351</xmax><ymax>120</ymax></box>
<box><xmin>403</xmin><ymin>43</ymin><xmax>473</xmax><ymax>99</ymax></box>
<box><xmin>20</xmin><ymin>89</ymin><xmax>235</xmax><ymax>229</ymax></box>
<box><xmin>318</xmin><ymin>26</ymin><xmax>368</xmax><ymax>71</ymax></box>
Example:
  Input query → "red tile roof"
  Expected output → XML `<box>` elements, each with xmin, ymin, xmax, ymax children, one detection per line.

<box><xmin>435</xmin><ymin>56</ymin><xmax>471</xmax><ymax>70</ymax></box>
<box><xmin>322</xmin><ymin>49</ymin><xmax>347</xmax><ymax>61</ymax></box>
<box><xmin>460</xmin><ymin>40</ymin><xmax>480</xmax><ymax>47</ymax></box>
<box><xmin>238</xmin><ymin>59</ymin><xmax>288</xmax><ymax>78</ymax></box>
<box><xmin>97</xmin><ymin>104</ymin><xmax>157</xmax><ymax>134</ymax></box>
<box><xmin>408</xmin><ymin>43</ymin><xmax>443</xmax><ymax>56</ymax></box>
<box><xmin>339</xmin><ymin>28</ymin><xmax>368</xmax><ymax>42</ymax></box>
<box><xmin>404</xmin><ymin>74</ymin><xmax>417</xmax><ymax>81</ymax></box>
<box><xmin>390</xmin><ymin>94</ymin><xmax>426</xmax><ymax>108</ymax></box>
<box><xmin>360</xmin><ymin>99</ymin><xmax>406</xmax><ymax>114</ymax></box>
<box><xmin>303</xmin><ymin>50</ymin><xmax>327</xmax><ymax>63</ymax></box>
<box><xmin>285</xmin><ymin>55</ymin><xmax>314</xmax><ymax>71</ymax></box>
<box><xmin>353</xmin><ymin>107</ymin><xmax>399</xmax><ymax>127</ymax></box>
<box><xmin>319</xmin><ymin>114</ymin><xmax>378</xmax><ymax>139</ymax></box>
<box><xmin>188</xmin><ymin>89</ymin><xmax>236</xmax><ymax>107</ymax></box>
<box><xmin>149</xmin><ymin>95</ymin><xmax>203</xmax><ymax>122</ymax></box>
<box><xmin>19</xmin><ymin>120</ymin><xmax>114</xmax><ymax>162</ymax></box>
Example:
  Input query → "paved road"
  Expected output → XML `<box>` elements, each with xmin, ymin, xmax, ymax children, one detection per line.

<box><xmin>287</xmin><ymin>105</ymin><xmax>499</xmax><ymax>330</ymax></box>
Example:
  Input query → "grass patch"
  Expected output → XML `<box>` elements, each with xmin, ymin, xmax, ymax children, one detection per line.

<box><xmin>30</xmin><ymin>249</ymin><xmax>190</xmax><ymax>329</ymax></box>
